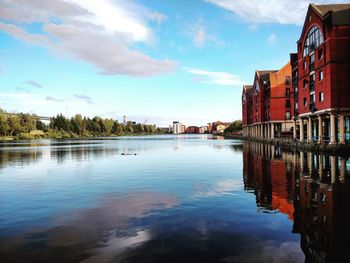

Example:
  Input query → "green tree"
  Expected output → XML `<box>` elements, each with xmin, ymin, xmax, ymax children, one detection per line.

<box><xmin>224</xmin><ymin>120</ymin><xmax>242</xmax><ymax>133</ymax></box>
<box><xmin>7</xmin><ymin>115</ymin><xmax>21</xmax><ymax>136</ymax></box>
<box><xmin>0</xmin><ymin>114</ymin><xmax>9</xmax><ymax>136</ymax></box>
<box><xmin>36</xmin><ymin>120</ymin><xmax>47</xmax><ymax>131</ymax></box>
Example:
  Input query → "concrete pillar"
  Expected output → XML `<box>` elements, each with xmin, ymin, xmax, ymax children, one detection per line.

<box><xmin>339</xmin><ymin>114</ymin><xmax>345</xmax><ymax>144</ymax></box>
<box><xmin>300</xmin><ymin>151</ymin><xmax>304</xmax><ymax>173</ymax></box>
<box><xmin>330</xmin><ymin>156</ymin><xmax>336</xmax><ymax>183</ymax></box>
<box><xmin>267</xmin><ymin>124</ymin><xmax>270</xmax><ymax>138</ymax></box>
<box><xmin>330</xmin><ymin>112</ymin><xmax>336</xmax><ymax>144</ymax></box>
<box><xmin>259</xmin><ymin>124</ymin><xmax>262</xmax><ymax>138</ymax></box>
<box><xmin>307</xmin><ymin>152</ymin><xmax>313</xmax><ymax>174</ymax></box>
<box><xmin>340</xmin><ymin>158</ymin><xmax>346</xmax><ymax>182</ymax></box>
<box><xmin>271</xmin><ymin>123</ymin><xmax>274</xmax><ymax>139</ymax></box>
<box><xmin>318</xmin><ymin>153</ymin><xmax>323</xmax><ymax>178</ymax></box>
<box><xmin>293</xmin><ymin>119</ymin><xmax>297</xmax><ymax>140</ymax></box>
<box><xmin>300</xmin><ymin>119</ymin><xmax>304</xmax><ymax>142</ymax></box>
<box><xmin>318</xmin><ymin>115</ymin><xmax>323</xmax><ymax>144</ymax></box>
<box><xmin>307</xmin><ymin>117</ymin><xmax>313</xmax><ymax>142</ymax></box>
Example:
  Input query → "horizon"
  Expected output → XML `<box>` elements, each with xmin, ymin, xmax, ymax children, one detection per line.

<box><xmin>0</xmin><ymin>0</ymin><xmax>348</xmax><ymax>127</ymax></box>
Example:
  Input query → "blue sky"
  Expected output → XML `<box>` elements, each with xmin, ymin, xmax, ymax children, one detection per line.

<box><xmin>0</xmin><ymin>0</ymin><xmax>346</xmax><ymax>126</ymax></box>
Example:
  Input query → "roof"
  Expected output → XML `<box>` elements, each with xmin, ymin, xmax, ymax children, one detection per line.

<box><xmin>256</xmin><ymin>70</ymin><xmax>276</xmax><ymax>77</ymax></box>
<box><xmin>243</xmin><ymin>85</ymin><xmax>253</xmax><ymax>92</ymax></box>
<box><xmin>311</xmin><ymin>3</ymin><xmax>350</xmax><ymax>25</ymax></box>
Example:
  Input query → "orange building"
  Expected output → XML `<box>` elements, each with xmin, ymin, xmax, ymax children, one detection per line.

<box><xmin>242</xmin><ymin>64</ymin><xmax>293</xmax><ymax>139</ymax></box>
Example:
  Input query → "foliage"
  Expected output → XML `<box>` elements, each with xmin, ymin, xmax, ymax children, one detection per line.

<box><xmin>0</xmin><ymin>108</ymin><xmax>163</xmax><ymax>139</ymax></box>
<box><xmin>224</xmin><ymin>120</ymin><xmax>242</xmax><ymax>133</ymax></box>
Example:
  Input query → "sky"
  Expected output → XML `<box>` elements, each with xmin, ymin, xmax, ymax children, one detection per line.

<box><xmin>0</xmin><ymin>0</ymin><xmax>347</xmax><ymax>127</ymax></box>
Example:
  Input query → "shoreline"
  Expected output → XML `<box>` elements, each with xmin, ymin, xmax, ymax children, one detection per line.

<box><xmin>224</xmin><ymin>134</ymin><xmax>350</xmax><ymax>156</ymax></box>
<box><xmin>0</xmin><ymin>132</ymin><xmax>168</xmax><ymax>142</ymax></box>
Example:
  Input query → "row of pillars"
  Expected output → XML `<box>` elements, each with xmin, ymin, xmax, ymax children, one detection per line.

<box><xmin>298</xmin><ymin>152</ymin><xmax>347</xmax><ymax>183</ymax></box>
<box><xmin>295</xmin><ymin>112</ymin><xmax>346</xmax><ymax>144</ymax></box>
<box><xmin>243</xmin><ymin>123</ymin><xmax>276</xmax><ymax>139</ymax></box>
<box><xmin>243</xmin><ymin>112</ymin><xmax>347</xmax><ymax>145</ymax></box>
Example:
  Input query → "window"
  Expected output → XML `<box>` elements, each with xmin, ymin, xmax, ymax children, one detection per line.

<box><xmin>303</xmin><ymin>61</ymin><xmax>307</xmax><ymax>69</ymax></box>
<box><xmin>286</xmin><ymin>88</ymin><xmax>290</xmax><ymax>97</ymax></box>
<box><xmin>286</xmin><ymin>111</ymin><xmax>291</xmax><ymax>120</ymax></box>
<box><xmin>310</xmin><ymin>73</ymin><xmax>315</xmax><ymax>83</ymax></box>
<box><xmin>319</xmin><ymin>91</ymin><xmax>324</xmax><ymax>102</ymax></box>
<box><xmin>303</xmin><ymin>79</ymin><xmax>308</xmax><ymax>88</ymax></box>
<box><xmin>310</xmin><ymin>93</ymin><xmax>315</xmax><ymax>103</ymax></box>
<box><xmin>303</xmin><ymin>97</ymin><xmax>307</xmax><ymax>106</ymax></box>
<box><xmin>303</xmin><ymin>26</ymin><xmax>324</xmax><ymax>57</ymax></box>
<box><xmin>285</xmin><ymin>76</ymin><xmax>291</xmax><ymax>85</ymax></box>
<box><xmin>286</xmin><ymin>99</ymin><xmax>291</xmax><ymax>108</ymax></box>
<box><xmin>319</xmin><ymin>70</ymin><xmax>324</xmax><ymax>81</ymax></box>
<box><xmin>318</xmin><ymin>48</ymin><xmax>323</xmax><ymax>60</ymax></box>
<box><xmin>310</xmin><ymin>53</ymin><xmax>315</xmax><ymax>64</ymax></box>
<box><xmin>295</xmin><ymin>102</ymin><xmax>299</xmax><ymax>110</ymax></box>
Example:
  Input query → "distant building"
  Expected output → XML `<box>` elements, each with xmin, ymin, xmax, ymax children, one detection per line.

<box><xmin>173</xmin><ymin>121</ymin><xmax>180</xmax><ymax>134</ymax></box>
<box><xmin>212</xmin><ymin>121</ymin><xmax>231</xmax><ymax>134</ymax></box>
<box><xmin>200</xmin><ymin>126</ymin><xmax>207</xmax><ymax>134</ymax></box>
<box><xmin>207</xmin><ymin>123</ymin><xmax>212</xmax><ymax>133</ymax></box>
<box><xmin>187</xmin><ymin>126</ymin><xmax>200</xmax><ymax>134</ymax></box>
<box><xmin>180</xmin><ymin>124</ymin><xmax>186</xmax><ymax>134</ymax></box>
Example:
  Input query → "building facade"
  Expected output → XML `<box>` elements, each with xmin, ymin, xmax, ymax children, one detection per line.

<box><xmin>242</xmin><ymin>3</ymin><xmax>350</xmax><ymax>145</ymax></box>
<box><xmin>242</xmin><ymin>66</ymin><xmax>294</xmax><ymax>139</ymax></box>
<box><xmin>295</xmin><ymin>3</ymin><xmax>350</xmax><ymax>144</ymax></box>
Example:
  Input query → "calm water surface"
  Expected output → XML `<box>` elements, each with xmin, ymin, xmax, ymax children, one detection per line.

<box><xmin>0</xmin><ymin>135</ymin><xmax>350</xmax><ymax>262</ymax></box>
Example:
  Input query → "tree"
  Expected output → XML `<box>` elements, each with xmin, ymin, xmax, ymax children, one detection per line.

<box><xmin>224</xmin><ymin>120</ymin><xmax>242</xmax><ymax>133</ymax></box>
<box><xmin>7</xmin><ymin>115</ymin><xmax>21</xmax><ymax>136</ymax></box>
<box><xmin>0</xmin><ymin>114</ymin><xmax>9</xmax><ymax>136</ymax></box>
<box><xmin>36</xmin><ymin>120</ymin><xmax>47</xmax><ymax>131</ymax></box>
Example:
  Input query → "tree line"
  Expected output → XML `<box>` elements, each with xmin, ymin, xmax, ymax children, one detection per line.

<box><xmin>224</xmin><ymin>120</ymin><xmax>242</xmax><ymax>134</ymax></box>
<box><xmin>0</xmin><ymin>108</ymin><xmax>161</xmax><ymax>139</ymax></box>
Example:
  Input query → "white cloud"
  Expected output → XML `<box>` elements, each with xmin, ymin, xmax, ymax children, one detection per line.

<box><xmin>25</xmin><ymin>80</ymin><xmax>43</xmax><ymax>88</ymax></box>
<box><xmin>0</xmin><ymin>0</ymin><xmax>176</xmax><ymax>77</ymax></box>
<box><xmin>184</xmin><ymin>67</ymin><xmax>244</xmax><ymax>86</ymax></box>
<box><xmin>46</xmin><ymin>96</ymin><xmax>66</xmax><ymax>102</ymax></box>
<box><xmin>70</xmin><ymin>0</ymin><xmax>150</xmax><ymax>42</ymax></box>
<box><xmin>193</xmin><ymin>23</ymin><xmax>207</xmax><ymax>47</ymax></box>
<box><xmin>74</xmin><ymin>94</ymin><xmax>93</xmax><ymax>104</ymax></box>
<box><xmin>204</xmin><ymin>0</ymin><xmax>348</xmax><ymax>25</ymax></box>
<box><xmin>147</xmin><ymin>12</ymin><xmax>168</xmax><ymax>24</ymax></box>
<box><xmin>266</xmin><ymin>33</ymin><xmax>277</xmax><ymax>46</ymax></box>
<box><xmin>187</xmin><ymin>19</ymin><xmax>224</xmax><ymax>48</ymax></box>
<box><xmin>193</xmin><ymin>179</ymin><xmax>243</xmax><ymax>198</ymax></box>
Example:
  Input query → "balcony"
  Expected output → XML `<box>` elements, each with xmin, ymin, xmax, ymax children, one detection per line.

<box><xmin>309</xmin><ymin>102</ymin><xmax>316</xmax><ymax>113</ymax></box>
<box><xmin>309</xmin><ymin>62</ymin><xmax>314</xmax><ymax>71</ymax></box>
<box><xmin>309</xmin><ymin>82</ymin><xmax>315</xmax><ymax>92</ymax></box>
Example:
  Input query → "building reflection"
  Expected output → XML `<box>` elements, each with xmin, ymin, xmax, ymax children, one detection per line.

<box><xmin>243</xmin><ymin>141</ymin><xmax>350</xmax><ymax>263</ymax></box>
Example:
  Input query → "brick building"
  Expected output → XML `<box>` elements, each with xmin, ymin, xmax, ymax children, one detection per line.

<box><xmin>242</xmin><ymin>65</ymin><xmax>294</xmax><ymax>139</ymax></box>
<box><xmin>295</xmin><ymin>3</ymin><xmax>350</xmax><ymax>144</ymax></box>
<box><xmin>242</xmin><ymin>3</ymin><xmax>350</xmax><ymax>144</ymax></box>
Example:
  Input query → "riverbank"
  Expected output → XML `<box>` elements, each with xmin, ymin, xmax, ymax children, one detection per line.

<box><xmin>224</xmin><ymin>133</ymin><xmax>350</xmax><ymax>156</ymax></box>
<box><xmin>0</xmin><ymin>130</ymin><xmax>166</xmax><ymax>141</ymax></box>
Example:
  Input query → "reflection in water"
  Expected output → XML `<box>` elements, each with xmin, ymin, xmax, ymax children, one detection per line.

<box><xmin>0</xmin><ymin>136</ymin><xmax>349</xmax><ymax>263</ymax></box>
<box><xmin>243</xmin><ymin>141</ymin><xmax>350</xmax><ymax>263</ymax></box>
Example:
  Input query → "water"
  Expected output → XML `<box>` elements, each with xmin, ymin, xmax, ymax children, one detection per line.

<box><xmin>0</xmin><ymin>135</ymin><xmax>349</xmax><ymax>263</ymax></box>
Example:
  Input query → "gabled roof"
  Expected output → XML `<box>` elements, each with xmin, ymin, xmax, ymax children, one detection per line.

<box><xmin>256</xmin><ymin>70</ymin><xmax>276</xmax><ymax>77</ymax></box>
<box><xmin>243</xmin><ymin>85</ymin><xmax>253</xmax><ymax>92</ymax></box>
<box><xmin>311</xmin><ymin>3</ymin><xmax>350</xmax><ymax>25</ymax></box>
